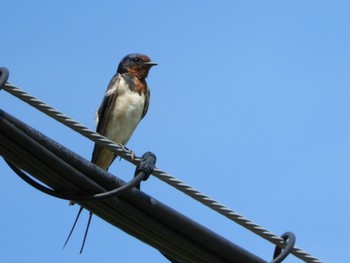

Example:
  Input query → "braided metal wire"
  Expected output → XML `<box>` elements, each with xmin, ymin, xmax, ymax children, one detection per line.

<box><xmin>2</xmin><ymin>83</ymin><xmax>323</xmax><ymax>263</ymax></box>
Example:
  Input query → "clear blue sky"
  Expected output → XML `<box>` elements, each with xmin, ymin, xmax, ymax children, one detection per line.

<box><xmin>1</xmin><ymin>1</ymin><xmax>349</xmax><ymax>262</ymax></box>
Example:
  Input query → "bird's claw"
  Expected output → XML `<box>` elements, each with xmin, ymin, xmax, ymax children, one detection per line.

<box><xmin>118</xmin><ymin>144</ymin><xmax>135</xmax><ymax>160</ymax></box>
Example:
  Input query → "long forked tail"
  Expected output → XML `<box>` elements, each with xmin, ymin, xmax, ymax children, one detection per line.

<box><xmin>63</xmin><ymin>207</ymin><xmax>93</xmax><ymax>254</ymax></box>
<box><xmin>80</xmin><ymin>211</ymin><xmax>93</xmax><ymax>254</ymax></box>
<box><xmin>63</xmin><ymin>206</ymin><xmax>84</xmax><ymax>249</ymax></box>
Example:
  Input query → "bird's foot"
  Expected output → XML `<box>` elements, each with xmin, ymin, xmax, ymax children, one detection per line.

<box><xmin>118</xmin><ymin>144</ymin><xmax>135</xmax><ymax>160</ymax></box>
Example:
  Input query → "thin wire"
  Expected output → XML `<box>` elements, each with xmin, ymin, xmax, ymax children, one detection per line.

<box><xmin>1</xmin><ymin>83</ymin><xmax>323</xmax><ymax>263</ymax></box>
<box><xmin>5</xmin><ymin>159</ymin><xmax>147</xmax><ymax>201</ymax></box>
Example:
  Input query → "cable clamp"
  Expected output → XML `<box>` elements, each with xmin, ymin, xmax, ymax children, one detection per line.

<box><xmin>271</xmin><ymin>232</ymin><xmax>296</xmax><ymax>263</ymax></box>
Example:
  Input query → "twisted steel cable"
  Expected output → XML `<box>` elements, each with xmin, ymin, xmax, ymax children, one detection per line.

<box><xmin>1</xmin><ymin>82</ymin><xmax>322</xmax><ymax>263</ymax></box>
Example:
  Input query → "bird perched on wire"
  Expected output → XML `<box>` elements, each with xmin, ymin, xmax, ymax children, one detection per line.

<box><xmin>92</xmin><ymin>53</ymin><xmax>157</xmax><ymax>169</ymax></box>
<box><xmin>65</xmin><ymin>53</ymin><xmax>157</xmax><ymax>253</ymax></box>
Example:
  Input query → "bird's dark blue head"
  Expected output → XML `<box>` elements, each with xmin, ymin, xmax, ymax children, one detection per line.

<box><xmin>117</xmin><ymin>53</ymin><xmax>157</xmax><ymax>78</ymax></box>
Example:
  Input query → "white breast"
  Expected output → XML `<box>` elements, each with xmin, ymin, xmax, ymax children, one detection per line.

<box><xmin>103</xmin><ymin>78</ymin><xmax>146</xmax><ymax>145</ymax></box>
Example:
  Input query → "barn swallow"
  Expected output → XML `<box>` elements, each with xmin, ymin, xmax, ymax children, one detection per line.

<box><xmin>92</xmin><ymin>53</ymin><xmax>157</xmax><ymax>169</ymax></box>
<box><xmin>65</xmin><ymin>53</ymin><xmax>157</xmax><ymax>253</ymax></box>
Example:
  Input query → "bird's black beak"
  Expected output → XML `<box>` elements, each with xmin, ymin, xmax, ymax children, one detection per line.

<box><xmin>144</xmin><ymin>61</ymin><xmax>158</xmax><ymax>67</ymax></box>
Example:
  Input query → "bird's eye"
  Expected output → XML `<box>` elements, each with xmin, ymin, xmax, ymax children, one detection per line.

<box><xmin>133</xmin><ymin>57</ymin><xmax>140</xmax><ymax>62</ymax></box>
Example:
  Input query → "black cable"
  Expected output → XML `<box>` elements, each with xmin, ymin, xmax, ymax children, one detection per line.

<box><xmin>4</xmin><ymin>151</ymin><xmax>156</xmax><ymax>201</ymax></box>
<box><xmin>1</xmin><ymin>107</ymin><xmax>268</xmax><ymax>262</ymax></box>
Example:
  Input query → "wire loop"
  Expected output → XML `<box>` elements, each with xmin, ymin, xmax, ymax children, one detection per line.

<box><xmin>0</xmin><ymin>67</ymin><xmax>9</xmax><ymax>90</ymax></box>
<box><xmin>4</xmin><ymin>151</ymin><xmax>156</xmax><ymax>201</ymax></box>
<box><xmin>271</xmin><ymin>232</ymin><xmax>296</xmax><ymax>263</ymax></box>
